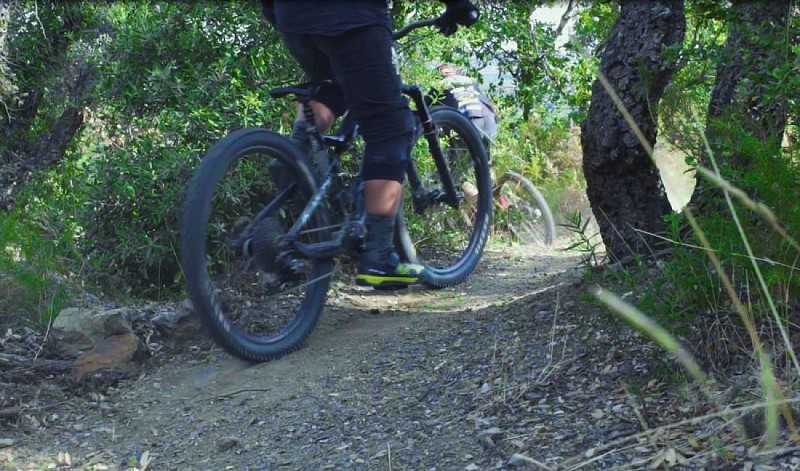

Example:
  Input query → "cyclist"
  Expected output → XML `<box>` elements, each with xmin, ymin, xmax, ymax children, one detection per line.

<box><xmin>436</xmin><ymin>63</ymin><xmax>498</xmax><ymax>146</ymax></box>
<box><xmin>261</xmin><ymin>0</ymin><xmax>479</xmax><ymax>289</ymax></box>
<box><xmin>431</xmin><ymin>63</ymin><xmax>497</xmax><ymax>204</ymax></box>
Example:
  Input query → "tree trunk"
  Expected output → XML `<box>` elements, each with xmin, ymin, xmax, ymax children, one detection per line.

<box><xmin>0</xmin><ymin>4</ymin><xmax>100</xmax><ymax>210</ymax></box>
<box><xmin>706</xmin><ymin>1</ymin><xmax>790</xmax><ymax>162</ymax></box>
<box><xmin>689</xmin><ymin>2</ymin><xmax>792</xmax><ymax>210</ymax></box>
<box><xmin>0</xmin><ymin>0</ymin><xmax>13</xmax><ymax>120</ymax></box>
<box><xmin>581</xmin><ymin>0</ymin><xmax>686</xmax><ymax>262</ymax></box>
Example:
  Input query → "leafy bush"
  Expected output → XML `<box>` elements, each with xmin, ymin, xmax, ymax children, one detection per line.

<box><xmin>489</xmin><ymin>110</ymin><xmax>584</xmax><ymax>221</ymax></box>
<box><xmin>637</xmin><ymin>1</ymin><xmax>800</xmax><ymax>354</ymax></box>
<box><xmin>0</xmin><ymin>187</ymin><xmax>77</xmax><ymax>325</ymax></box>
<box><xmin>2</xmin><ymin>2</ymin><xmax>302</xmax><ymax>299</ymax></box>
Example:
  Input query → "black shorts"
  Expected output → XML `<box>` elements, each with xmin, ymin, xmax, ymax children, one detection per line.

<box><xmin>281</xmin><ymin>25</ymin><xmax>414</xmax><ymax>182</ymax></box>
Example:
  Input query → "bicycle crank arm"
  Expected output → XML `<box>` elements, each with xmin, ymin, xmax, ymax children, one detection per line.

<box><xmin>292</xmin><ymin>237</ymin><xmax>347</xmax><ymax>259</ymax></box>
<box><xmin>412</xmin><ymin>189</ymin><xmax>463</xmax><ymax>214</ymax></box>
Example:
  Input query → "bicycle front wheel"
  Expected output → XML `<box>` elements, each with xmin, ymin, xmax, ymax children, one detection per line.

<box><xmin>396</xmin><ymin>107</ymin><xmax>492</xmax><ymax>288</ymax></box>
<box><xmin>181</xmin><ymin>128</ymin><xmax>334</xmax><ymax>362</ymax></box>
<box><xmin>494</xmin><ymin>170</ymin><xmax>556</xmax><ymax>246</ymax></box>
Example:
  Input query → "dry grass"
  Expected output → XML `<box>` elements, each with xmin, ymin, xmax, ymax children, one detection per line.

<box><xmin>590</xmin><ymin>70</ymin><xmax>800</xmax><ymax>463</ymax></box>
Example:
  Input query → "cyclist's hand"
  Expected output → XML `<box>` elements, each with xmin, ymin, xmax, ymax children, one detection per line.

<box><xmin>436</xmin><ymin>0</ymin><xmax>479</xmax><ymax>36</ymax></box>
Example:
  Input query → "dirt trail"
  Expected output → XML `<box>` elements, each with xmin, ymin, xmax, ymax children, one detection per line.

<box><xmin>3</xmin><ymin>243</ymin><xmax>751</xmax><ymax>470</ymax></box>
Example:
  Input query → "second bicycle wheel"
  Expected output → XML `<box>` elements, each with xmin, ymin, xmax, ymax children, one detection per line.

<box><xmin>395</xmin><ymin>107</ymin><xmax>492</xmax><ymax>288</ymax></box>
<box><xmin>494</xmin><ymin>170</ymin><xmax>556</xmax><ymax>246</ymax></box>
<box><xmin>181</xmin><ymin>128</ymin><xmax>334</xmax><ymax>362</ymax></box>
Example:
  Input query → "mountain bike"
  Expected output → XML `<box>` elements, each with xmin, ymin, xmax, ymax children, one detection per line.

<box><xmin>428</xmin><ymin>74</ymin><xmax>556</xmax><ymax>249</ymax></box>
<box><xmin>429</xmin><ymin>99</ymin><xmax>557</xmax><ymax>247</ymax></box>
<box><xmin>492</xmin><ymin>170</ymin><xmax>556</xmax><ymax>246</ymax></box>
<box><xmin>180</xmin><ymin>17</ymin><xmax>492</xmax><ymax>362</ymax></box>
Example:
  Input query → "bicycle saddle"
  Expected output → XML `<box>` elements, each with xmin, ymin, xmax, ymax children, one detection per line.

<box><xmin>269</xmin><ymin>85</ymin><xmax>313</xmax><ymax>99</ymax></box>
<box><xmin>269</xmin><ymin>80</ymin><xmax>335</xmax><ymax>100</ymax></box>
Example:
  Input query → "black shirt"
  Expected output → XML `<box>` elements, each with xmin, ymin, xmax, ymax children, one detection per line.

<box><xmin>273</xmin><ymin>0</ymin><xmax>391</xmax><ymax>36</ymax></box>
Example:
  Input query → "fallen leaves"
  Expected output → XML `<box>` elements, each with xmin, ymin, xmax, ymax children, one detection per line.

<box><xmin>648</xmin><ymin>447</ymin><xmax>688</xmax><ymax>469</ymax></box>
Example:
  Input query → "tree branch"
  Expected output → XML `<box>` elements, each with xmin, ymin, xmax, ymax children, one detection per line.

<box><xmin>556</xmin><ymin>0</ymin><xmax>577</xmax><ymax>38</ymax></box>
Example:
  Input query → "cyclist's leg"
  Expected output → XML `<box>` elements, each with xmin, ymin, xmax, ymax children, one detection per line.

<box><xmin>317</xmin><ymin>25</ymin><xmax>424</xmax><ymax>288</ymax></box>
<box><xmin>270</xmin><ymin>33</ymin><xmax>346</xmax><ymax>189</ymax></box>
<box><xmin>277</xmin><ymin>33</ymin><xmax>346</xmax><ymax>150</ymax></box>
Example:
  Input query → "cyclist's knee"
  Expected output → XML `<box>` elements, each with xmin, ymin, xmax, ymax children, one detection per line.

<box><xmin>362</xmin><ymin>130</ymin><xmax>414</xmax><ymax>183</ymax></box>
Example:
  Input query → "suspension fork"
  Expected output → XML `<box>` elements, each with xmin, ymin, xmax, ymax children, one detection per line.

<box><xmin>403</xmin><ymin>85</ymin><xmax>460</xmax><ymax>209</ymax></box>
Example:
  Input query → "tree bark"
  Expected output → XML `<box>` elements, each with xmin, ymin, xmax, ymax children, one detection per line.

<box><xmin>0</xmin><ymin>5</ymin><xmax>100</xmax><ymax>210</ymax></box>
<box><xmin>0</xmin><ymin>352</ymin><xmax>73</xmax><ymax>372</ymax></box>
<box><xmin>689</xmin><ymin>2</ymin><xmax>792</xmax><ymax>211</ymax></box>
<box><xmin>581</xmin><ymin>0</ymin><xmax>686</xmax><ymax>262</ymax></box>
<box><xmin>706</xmin><ymin>1</ymin><xmax>790</xmax><ymax>162</ymax></box>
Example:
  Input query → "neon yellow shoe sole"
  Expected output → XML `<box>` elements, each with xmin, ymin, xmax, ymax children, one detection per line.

<box><xmin>356</xmin><ymin>263</ymin><xmax>426</xmax><ymax>290</ymax></box>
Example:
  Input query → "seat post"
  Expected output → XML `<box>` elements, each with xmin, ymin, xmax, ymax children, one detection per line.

<box><xmin>297</xmin><ymin>94</ymin><xmax>328</xmax><ymax>181</ymax></box>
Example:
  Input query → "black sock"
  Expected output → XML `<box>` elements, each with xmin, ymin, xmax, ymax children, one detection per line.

<box><xmin>363</xmin><ymin>213</ymin><xmax>396</xmax><ymax>262</ymax></box>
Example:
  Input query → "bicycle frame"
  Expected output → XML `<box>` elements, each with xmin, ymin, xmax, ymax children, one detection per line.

<box><xmin>258</xmin><ymin>17</ymin><xmax>468</xmax><ymax>262</ymax></box>
<box><xmin>279</xmin><ymin>84</ymin><xmax>462</xmax><ymax>261</ymax></box>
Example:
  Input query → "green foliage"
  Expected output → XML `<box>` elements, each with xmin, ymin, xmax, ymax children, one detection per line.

<box><xmin>485</xmin><ymin>108</ymin><xmax>584</xmax><ymax>221</ymax></box>
<box><xmin>659</xmin><ymin>3</ymin><xmax>725</xmax><ymax>155</ymax></box>
<box><xmin>1</xmin><ymin>2</ymin><xmax>101</xmax><ymax>155</ymax></box>
<box><xmin>642</xmin><ymin>132</ymin><xmax>800</xmax><ymax>346</ymax></box>
<box><xmin>496</xmin><ymin>112</ymin><xmax>581</xmax><ymax>183</ymax></box>
<box><xmin>2</xmin><ymin>1</ymin><xmax>301</xmax><ymax>297</ymax></box>
<box><xmin>646</xmin><ymin>2</ymin><xmax>800</xmax><ymax>348</ymax></box>
<box><xmin>468</xmin><ymin>1</ymin><xmax>604</xmax><ymax>122</ymax></box>
<box><xmin>396</xmin><ymin>1</ymin><xmax>606</xmax><ymax>123</ymax></box>
<box><xmin>561</xmin><ymin>210</ymin><xmax>602</xmax><ymax>267</ymax></box>
<box><xmin>74</xmin><ymin>3</ymin><xmax>299</xmax><ymax>292</ymax></box>
<box><xmin>0</xmin><ymin>189</ymin><xmax>76</xmax><ymax>325</ymax></box>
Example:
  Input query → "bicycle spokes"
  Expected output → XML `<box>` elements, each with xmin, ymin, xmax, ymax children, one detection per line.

<box><xmin>493</xmin><ymin>172</ymin><xmax>556</xmax><ymax>246</ymax></box>
<box><xmin>195</xmin><ymin>142</ymin><xmax>332</xmax><ymax>348</ymax></box>
<box><xmin>402</xmin><ymin>109</ymin><xmax>488</xmax><ymax>271</ymax></box>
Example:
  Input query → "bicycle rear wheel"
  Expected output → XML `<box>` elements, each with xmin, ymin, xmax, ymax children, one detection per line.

<box><xmin>181</xmin><ymin>128</ymin><xmax>333</xmax><ymax>362</ymax></box>
<box><xmin>494</xmin><ymin>170</ymin><xmax>556</xmax><ymax>246</ymax></box>
<box><xmin>395</xmin><ymin>107</ymin><xmax>492</xmax><ymax>288</ymax></box>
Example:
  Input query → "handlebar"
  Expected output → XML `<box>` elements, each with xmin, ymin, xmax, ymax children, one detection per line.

<box><xmin>392</xmin><ymin>8</ymin><xmax>479</xmax><ymax>41</ymax></box>
<box><xmin>392</xmin><ymin>18</ymin><xmax>439</xmax><ymax>41</ymax></box>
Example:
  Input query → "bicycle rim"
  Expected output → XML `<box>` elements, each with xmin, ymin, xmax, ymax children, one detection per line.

<box><xmin>494</xmin><ymin>171</ymin><xmax>556</xmax><ymax>246</ymax></box>
<box><xmin>398</xmin><ymin>107</ymin><xmax>492</xmax><ymax>287</ymax></box>
<box><xmin>181</xmin><ymin>128</ymin><xmax>333</xmax><ymax>362</ymax></box>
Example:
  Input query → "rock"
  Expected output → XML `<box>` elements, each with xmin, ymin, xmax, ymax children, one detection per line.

<box><xmin>152</xmin><ymin>299</ymin><xmax>203</xmax><ymax>338</ymax></box>
<box><xmin>0</xmin><ymin>438</ymin><xmax>14</xmax><ymax>448</ymax></box>
<box><xmin>478</xmin><ymin>427</ymin><xmax>504</xmax><ymax>438</ymax></box>
<box><xmin>52</xmin><ymin>307</ymin><xmax>133</xmax><ymax>358</ymax></box>
<box><xmin>151</xmin><ymin>300</ymin><xmax>204</xmax><ymax>343</ymax></box>
<box><xmin>72</xmin><ymin>332</ymin><xmax>145</xmax><ymax>381</ymax></box>
<box><xmin>508</xmin><ymin>453</ymin><xmax>545</xmax><ymax>467</ymax></box>
<box><xmin>217</xmin><ymin>436</ymin><xmax>240</xmax><ymax>452</ymax></box>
